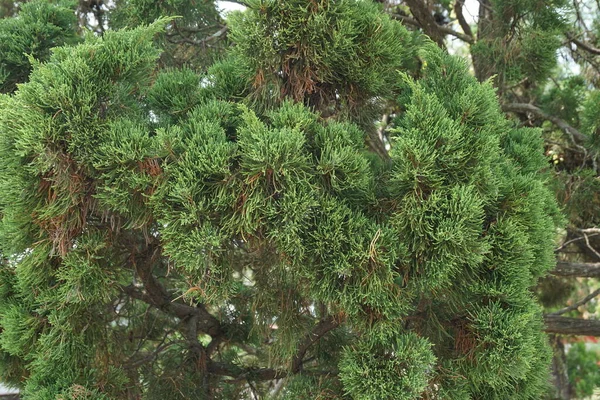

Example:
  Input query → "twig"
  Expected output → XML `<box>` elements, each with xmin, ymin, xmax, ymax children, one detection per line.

<box><xmin>501</xmin><ymin>102</ymin><xmax>588</xmax><ymax>143</ymax></box>
<box><xmin>549</xmin><ymin>288</ymin><xmax>600</xmax><ymax>316</ymax></box>
<box><xmin>393</xmin><ymin>13</ymin><xmax>474</xmax><ymax>44</ymax></box>
<box><xmin>124</xmin><ymin>339</ymin><xmax>182</xmax><ymax>369</ymax></box>
<box><xmin>572</xmin><ymin>0</ymin><xmax>590</xmax><ymax>32</ymax></box>
<box><xmin>583</xmin><ymin>233</ymin><xmax>600</xmax><ymax>260</ymax></box>
<box><xmin>566</xmin><ymin>32</ymin><xmax>600</xmax><ymax>55</ymax></box>
<box><xmin>454</xmin><ymin>0</ymin><xmax>474</xmax><ymax>39</ymax></box>
<box><xmin>555</xmin><ymin>233</ymin><xmax>600</xmax><ymax>253</ymax></box>
<box><xmin>579</xmin><ymin>228</ymin><xmax>600</xmax><ymax>234</ymax></box>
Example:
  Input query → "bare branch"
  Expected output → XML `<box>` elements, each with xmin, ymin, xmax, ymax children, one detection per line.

<box><xmin>125</xmin><ymin>243</ymin><xmax>222</xmax><ymax>337</ymax></box>
<box><xmin>402</xmin><ymin>0</ymin><xmax>447</xmax><ymax>47</ymax></box>
<box><xmin>454</xmin><ymin>0</ymin><xmax>474</xmax><ymax>39</ymax></box>
<box><xmin>218</xmin><ymin>0</ymin><xmax>249</xmax><ymax>6</ymax></box>
<box><xmin>124</xmin><ymin>338</ymin><xmax>183</xmax><ymax>369</ymax></box>
<box><xmin>549</xmin><ymin>288</ymin><xmax>600</xmax><ymax>316</ymax></box>
<box><xmin>208</xmin><ymin>360</ymin><xmax>283</xmax><ymax>381</ymax></box>
<box><xmin>544</xmin><ymin>315</ymin><xmax>600</xmax><ymax>336</ymax></box>
<box><xmin>501</xmin><ymin>102</ymin><xmax>588</xmax><ymax>143</ymax></box>
<box><xmin>551</xmin><ymin>261</ymin><xmax>600</xmax><ymax>278</ymax></box>
<box><xmin>583</xmin><ymin>233</ymin><xmax>600</xmax><ymax>260</ymax></box>
<box><xmin>208</xmin><ymin>360</ymin><xmax>338</xmax><ymax>382</ymax></box>
<box><xmin>572</xmin><ymin>1</ymin><xmax>591</xmax><ymax>32</ymax></box>
<box><xmin>555</xmin><ymin>233</ymin><xmax>600</xmax><ymax>253</ymax></box>
<box><xmin>166</xmin><ymin>25</ymin><xmax>228</xmax><ymax>46</ymax></box>
<box><xmin>392</xmin><ymin>13</ymin><xmax>474</xmax><ymax>44</ymax></box>
<box><xmin>367</xmin><ymin>128</ymin><xmax>390</xmax><ymax>160</ymax></box>
<box><xmin>207</xmin><ymin>316</ymin><xmax>340</xmax><ymax>383</ymax></box>
<box><xmin>291</xmin><ymin>315</ymin><xmax>340</xmax><ymax>373</ymax></box>
<box><xmin>376</xmin><ymin>113</ymin><xmax>389</xmax><ymax>147</ymax></box>
<box><xmin>579</xmin><ymin>228</ymin><xmax>600</xmax><ymax>234</ymax></box>
<box><xmin>566</xmin><ymin>32</ymin><xmax>600</xmax><ymax>55</ymax></box>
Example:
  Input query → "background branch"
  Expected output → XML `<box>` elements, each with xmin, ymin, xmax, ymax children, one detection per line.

<box><xmin>567</xmin><ymin>32</ymin><xmax>600</xmax><ymax>55</ymax></box>
<box><xmin>291</xmin><ymin>316</ymin><xmax>340</xmax><ymax>373</ymax></box>
<box><xmin>544</xmin><ymin>315</ymin><xmax>600</xmax><ymax>336</ymax></box>
<box><xmin>393</xmin><ymin>13</ymin><xmax>474</xmax><ymax>44</ymax></box>
<box><xmin>549</xmin><ymin>288</ymin><xmax>600</xmax><ymax>316</ymax></box>
<box><xmin>454</xmin><ymin>0</ymin><xmax>474</xmax><ymax>39</ymax></box>
<box><xmin>127</xmin><ymin>242</ymin><xmax>222</xmax><ymax>337</ymax></box>
<box><xmin>551</xmin><ymin>261</ymin><xmax>600</xmax><ymax>278</ymax></box>
<box><xmin>502</xmin><ymin>102</ymin><xmax>588</xmax><ymax>143</ymax></box>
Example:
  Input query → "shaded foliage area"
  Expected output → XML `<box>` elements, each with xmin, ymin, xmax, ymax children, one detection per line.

<box><xmin>0</xmin><ymin>0</ymin><xmax>79</xmax><ymax>93</ymax></box>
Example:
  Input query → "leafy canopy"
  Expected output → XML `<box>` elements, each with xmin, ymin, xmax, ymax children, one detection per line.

<box><xmin>0</xmin><ymin>1</ymin><xmax>561</xmax><ymax>398</ymax></box>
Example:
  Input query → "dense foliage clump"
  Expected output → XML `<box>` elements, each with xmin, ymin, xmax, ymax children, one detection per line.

<box><xmin>0</xmin><ymin>1</ymin><xmax>563</xmax><ymax>398</ymax></box>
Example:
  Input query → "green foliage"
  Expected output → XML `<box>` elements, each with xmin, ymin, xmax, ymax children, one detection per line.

<box><xmin>566</xmin><ymin>342</ymin><xmax>600</xmax><ymax>398</ymax></box>
<box><xmin>228</xmin><ymin>0</ymin><xmax>421</xmax><ymax>121</ymax></box>
<box><xmin>339</xmin><ymin>328</ymin><xmax>435</xmax><ymax>400</ymax></box>
<box><xmin>0</xmin><ymin>1</ymin><xmax>562</xmax><ymax>398</ymax></box>
<box><xmin>109</xmin><ymin>0</ymin><xmax>225</xmax><ymax>68</ymax></box>
<box><xmin>278</xmin><ymin>374</ymin><xmax>345</xmax><ymax>399</ymax></box>
<box><xmin>0</xmin><ymin>0</ymin><xmax>79</xmax><ymax>93</ymax></box>
<box><xmin>582</xmin><ymin>90</ymin><xmax>600</xmax><ymax>154</ymax></box>
<box><xmin>539</xmin><ymin>76</ymin><xmax>587</xmax><ymax>128</ymax></box>
<box><xmin>472</xmin><ymin>0</ymin><xmax>566</xmax><ymax>86</ymax></box>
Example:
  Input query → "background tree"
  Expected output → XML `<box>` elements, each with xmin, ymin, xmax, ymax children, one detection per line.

<box><xmin>0</xmin><ymin>0</ymin><xmax>586</xmax><ymax>398</ymax></box>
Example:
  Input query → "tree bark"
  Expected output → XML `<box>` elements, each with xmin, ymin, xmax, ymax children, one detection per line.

<box><xmin>544</xmin><ymin>315</ymin><xmax>600</xmax><ymax>336</ymax></box>
<box><xmin>454</xmin><ymin>0</ymin><xmax>473</xmax><ymax>39</ymax></box>
<box><xmin>551</xmin><ymin>261</ymin><xmax>600</xmax><ymax>278</ymax></box>
<box><xmin>549</xmin><ymin>335</ymin><xmax>573</xmax><ymax>400</ymax></box>
<box><xmin>404</xmin><ymin>0</ymin><xmax>446</xmax><ymax>47</ymax></box>
<box><xmin>566</xmin><ymin>32</ymin><xmax>600</xmax><ymax>55</ymax></box>
<box><xmin>472</xmin><ymin>0</ymin><xmax>494</xmax><ymax>82</ymax></box>
<box><xmin>392</xmin><ymin>13</ymin><xmax>473</xmax><ymax>44</ymax></box>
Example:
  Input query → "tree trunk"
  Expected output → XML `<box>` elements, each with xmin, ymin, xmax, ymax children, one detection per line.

<box><xmin>472</xmin><ymin>0</ymin><xmax>494</xmax><ymax>82</ymax></box>
<box><xmin>549</xmin><ymin>335</ymin><xmax>573</xmax><ymax>400</ymax></box>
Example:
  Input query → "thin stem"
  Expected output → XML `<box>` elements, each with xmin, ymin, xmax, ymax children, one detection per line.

<box><xmin>549</xmin><ymin>288</ymin><xmax>600</xmax><ymax>316</ymax></box>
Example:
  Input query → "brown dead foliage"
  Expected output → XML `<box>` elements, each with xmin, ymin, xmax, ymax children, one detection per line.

<box><xmin>453</xmin><ymin>319</ymin><xmax>478</xmax><ymax>361</ymax></box>
<box><xmin>33</xmin><ymin>151</ymin><xmax>96</xmax><ymax>256</ymax></box>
